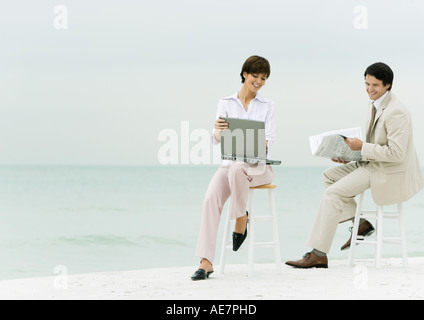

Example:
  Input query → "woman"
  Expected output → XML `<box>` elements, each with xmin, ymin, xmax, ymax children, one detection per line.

<box><xmin>192</xmin><ymin>55</ymin><xmax>276</xmax><ymax>280</ymax></box>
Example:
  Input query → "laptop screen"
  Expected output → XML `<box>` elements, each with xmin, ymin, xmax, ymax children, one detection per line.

<box><xmin>220</xmin><ymin>117</ymin><xmax>266</xmax><ymax>160</ymax></box>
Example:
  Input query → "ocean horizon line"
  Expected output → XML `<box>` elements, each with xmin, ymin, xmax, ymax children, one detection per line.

<box><xmin>2</xmin><ymin>164</ymin><xmax>423</xmax><ymax>170</ymax></box>
<box><xmin>0</xmin><ymin>164</ymin><xmax>330</xmax><ymax>168</ymax></box>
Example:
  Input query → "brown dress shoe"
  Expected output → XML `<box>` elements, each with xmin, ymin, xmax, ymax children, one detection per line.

<box><xmin>340</xmin><ymin>220</ymin><xmax>375</xmax><ymax>251</ymax></box>
<box><xmin>285</xmin><ymin>252</ymin><xmax>328</xmax><ymax>269</ymax></box>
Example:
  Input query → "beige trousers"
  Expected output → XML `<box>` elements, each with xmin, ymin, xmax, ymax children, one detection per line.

<box><xmin>195</xmin><ymin>163</ymin><xmax>274</xmax><ymax>264</ymax></box>
<box><xmin>306</xmin><ymin>162</ymin><xmax>371</xmax><ymax>254</ymax></box>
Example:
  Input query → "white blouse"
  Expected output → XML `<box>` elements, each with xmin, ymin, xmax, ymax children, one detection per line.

<box><xmin>212</xmin><ymin>91</ymin><xmax>276</xmax><ymax>165</ymax></box>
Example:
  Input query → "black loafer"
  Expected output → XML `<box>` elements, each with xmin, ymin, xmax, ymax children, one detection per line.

<box><xmin>191</xmin><ymin>269</ymin><xmax>214</xmax><ymax>281</ymax></box>
<box><xmin>232</xmin><ymin>211</ymin><xmax>248</xmax><ymax>251</ymax></box>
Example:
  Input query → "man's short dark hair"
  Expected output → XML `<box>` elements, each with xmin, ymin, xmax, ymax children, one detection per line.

<box><xmin>240</xmin><ymin>55</ymin><xmax>271</xmax><ymax>83</ymax></box>
<box><xmin>364</xmin><ymin>62</ymin><xmax>394</xmax><ymax>91</ymax></box>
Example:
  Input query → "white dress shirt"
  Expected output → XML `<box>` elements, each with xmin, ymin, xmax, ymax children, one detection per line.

<box><xmin>212</xmin><ymin>91</ymin><xmax>276</xmax><ymax>165</ymax></box>
<box><xmin>372</xmin><ymin>90</ymin><xmax>389</xmax><ymax>111</ymax></box>
<box><xmin>361</xmin><ymin>90</ymin><xmax>389</xmax><ymax>154</ymax></box>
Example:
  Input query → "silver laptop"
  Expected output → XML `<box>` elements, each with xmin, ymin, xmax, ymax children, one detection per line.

<box><xmin>220</xmin><ymin>117</ymin><xmax>281</xmax><ymax>165</ymax></box>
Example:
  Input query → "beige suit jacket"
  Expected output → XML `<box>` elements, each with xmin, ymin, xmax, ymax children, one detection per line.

<box><xmin>361</xmin><ymin>92</ymin><xmax>424</xmax><ymax>205</ymax></box>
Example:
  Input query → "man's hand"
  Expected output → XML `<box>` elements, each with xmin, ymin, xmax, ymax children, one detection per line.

<box><xmin>331</xmin><ymin>157</ymin><xmax>350</xmax><ymax>164</ymax></box>
<box><xmin>345</xmin><ymin>137</ymin><xmax>363</xmax><ymax>151</ymax></box>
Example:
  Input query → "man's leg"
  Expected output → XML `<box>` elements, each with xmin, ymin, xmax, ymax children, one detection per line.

<box><xmin>306</xmin><ymin>164</ymin><xmax>371</xmax><ymax>254</ymax></box>
<box><xmin>286</xmin><ymin>163</ymin><xmax>370</xmax><ymax>268</ymax></box>
<box><xmin>322</xmin><ymin>163</ymin><xmax>365</xmax><ymax>223</ymax></box>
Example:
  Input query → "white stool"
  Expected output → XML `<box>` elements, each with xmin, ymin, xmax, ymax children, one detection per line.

<box><xmin>348</xmin><ymin>191</ymin><xmax>408</xmax><ymax>268</ymax></box>
<box><xmin>219</xmin><ymin>184</ymin><xmax>282</xmax><ymax>276</ymax></box>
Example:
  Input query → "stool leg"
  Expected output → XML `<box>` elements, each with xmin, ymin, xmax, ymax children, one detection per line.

<box><xmin>398</xmin><ymin>203</ymin><xmax>408</xmax><ymax>268</ymax></box>
<box><xmin>247</xmin><ymin>189</ymin><xmax>255</xmax><ymax>277</ymax></box>
<box><xmin>219</xmin><ymin>205</ymin><xmax>232</xmax><ymax>274</ymax></box>
<box><xmin>269</xmin><ymin>188</ymin><xmax>282</xmax><ymax>273</ymax></box>
<box><xmin>348</xmin><ymin>192</ymin><xmax>364</xmax><ymax>266</ymax></box>
<box><xmin>375</xmin><ymin>205</ymin><xmax>384</xmax><ymax>268</ymax></box>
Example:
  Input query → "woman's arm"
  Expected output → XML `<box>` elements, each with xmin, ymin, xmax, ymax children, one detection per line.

<box><xmin>212</xmin><ymin>100</ymin><xmax>228</xmax><ymax>144</ymax></box>
<box><xmin>213</xmin><ymin>117</ymin><xmax>228</xmax><ymax>142</ymax></box>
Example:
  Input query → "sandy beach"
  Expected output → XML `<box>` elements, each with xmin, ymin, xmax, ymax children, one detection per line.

<box><xmin>1</xmin><ymin>257</ymin><xmax>423</xmax><ymax>300</ymax></box>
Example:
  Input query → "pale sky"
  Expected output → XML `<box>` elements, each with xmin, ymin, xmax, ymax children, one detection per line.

<box><xmin>1</xmin><ymin>0</ymin><xmax>423</xmax><ymax>166</ymax></box>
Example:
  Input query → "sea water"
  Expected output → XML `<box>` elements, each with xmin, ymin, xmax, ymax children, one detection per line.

<box><xmin>0</xmin><ymin>165</ymin><xmax>423</xmax><ymax>280</ymax></box>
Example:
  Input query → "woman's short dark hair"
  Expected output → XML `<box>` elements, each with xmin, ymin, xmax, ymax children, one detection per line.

<box><xmin>240</xmin><ymin>55</ymin><xmax>271</xmax><ymax>83</ymax></box>
<box><xmin>364</xmin><ymin>62</ymin><xmax>394</xmax><ymax>91</ymax></box>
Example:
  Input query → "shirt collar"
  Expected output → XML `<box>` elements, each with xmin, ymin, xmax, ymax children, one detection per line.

<box><xmin>372</xmin><ymin>91</ymin><xmax>389</xmax><ymax>110</ymax></box>
<box><xmin>230</xmin><ymin>91</ymin><xmax>268</xmax><ymax>103</ymax></box>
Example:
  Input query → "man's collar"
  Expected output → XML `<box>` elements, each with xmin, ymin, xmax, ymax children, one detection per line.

<box><xmin>372</xmin><ymin>91</ymin><xmax>390</xmax><ymax>109</ymax></box>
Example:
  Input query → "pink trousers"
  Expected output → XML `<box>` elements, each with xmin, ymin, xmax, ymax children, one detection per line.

<box><xmin>195</xmin><ymin>163</ymin><xmax>274</xmax><ymax>264</ymax></box>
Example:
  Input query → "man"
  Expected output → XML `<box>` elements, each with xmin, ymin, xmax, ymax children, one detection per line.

<box><xmin>286</xmin><ymin>62</ymin><xmax>424</xmax><ymax>268</ymax></box>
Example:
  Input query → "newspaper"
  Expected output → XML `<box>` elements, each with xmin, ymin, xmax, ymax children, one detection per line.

<box><xmin>309</xmin><ymin>127</ymin><xmax>363</xmax><ymax>161</ymax></box>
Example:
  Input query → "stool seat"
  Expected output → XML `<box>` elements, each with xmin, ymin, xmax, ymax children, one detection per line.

<box><xmin>250</xmin><ymin>184</ymin><xmax>276</xmax><ymax>189</ymax></box>
<box><xmin>219</xmin><ymin>183</ymin><xmax>281</xmax><ymax>276</ymax></box>
<box><xmin>348</xmin><ymin>191</ymin><xmax>408</xmax><ymax>268</ymax></box>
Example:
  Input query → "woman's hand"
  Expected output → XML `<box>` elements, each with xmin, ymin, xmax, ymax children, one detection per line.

<box><xmin>214</xmin><ymin>117</ymin><xmax>228</xmax><ymax>142</ymax></box>
<box><xmin>214</xmin><ymin>117</ymin><xmax>228</xmax><ymax>131</ymax></box>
